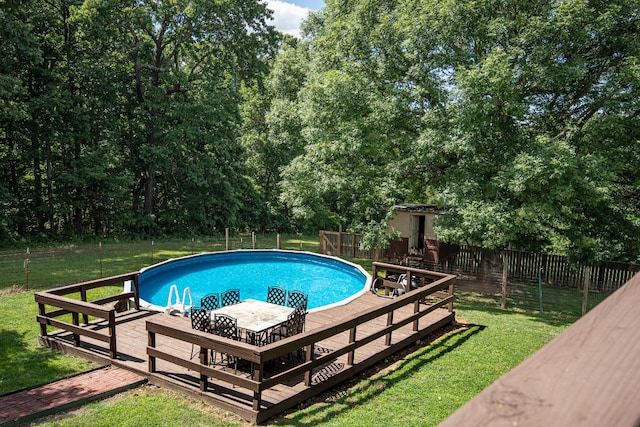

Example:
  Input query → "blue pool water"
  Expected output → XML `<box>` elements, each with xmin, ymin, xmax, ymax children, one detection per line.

<box><xmin>137</xmin><ymin>250</ymin><xmax>371</xmax><ymax>311</ymax></box>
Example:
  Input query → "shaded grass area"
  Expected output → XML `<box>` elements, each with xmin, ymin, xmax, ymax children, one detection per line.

<box><xmin>0</xmin><ymin>289</ymin><xmax>98</xmax><ymax>395</ymax></box>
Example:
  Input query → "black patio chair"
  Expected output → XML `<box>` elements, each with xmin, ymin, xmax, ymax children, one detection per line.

<box><xmin>287</xmin><ymin>290</ymin><xmax>308</xmax><ymax>311</ymax></box>
<box><xmin>212</xmin><ymin>313</ymin><xmax>239</xmax><ymax>372</ymax></box>
<box><xmin>271</xmin><ymin>305</ymin><xmax>307</xmax><ymax>361</ymax></box>
<box><xmin>190</xmin><ymin>307</ymin><xmax>212</xmax><ymax>360</ymax></box>
<box><xmin>266</xmin><ymin>286</ymin><xmax>287</xmax><ymax>306</ymax></box>
<box><xmin>220</xmin><ymin>289</ymin><xmax>240</xmax><ymax>307</ymax></box>
<box><xmin>200</xmin><ymin>293</ymin><xmax>220</xmax><ymax>311</ymax></box>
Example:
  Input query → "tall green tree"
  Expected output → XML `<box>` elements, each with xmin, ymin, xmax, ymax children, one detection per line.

<box><xmin>80</xmin><ymin>0</ymin><xmax>278</xmax><ymax>232</ymax></box>
<box><xmin>408</xmin><ymin>0</ymin><xmax>640</xmax><ymax>262</ymax></box>
<box><xmin>263</xmin><ymin>2</ymin><xmax>421</xmax><ymax>233</ymax></box>
<box><xmin>0</xmin><ymin>0</ymin><xmax>42</xmax><ymax>238</ymax></box>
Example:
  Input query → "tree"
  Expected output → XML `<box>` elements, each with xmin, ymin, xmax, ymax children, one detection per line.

<box><xmin>255</xmin><ymin>2</ymin><xmax>419</xmax><ymax>229</ymax></box>
<box><xmin>409</xmin><ymin>0</ymin><xmax>640</xmax><ymax>262</ymax></box>
<box><xmin>81</xmin><ymin>0</ymin><xmax>278</xmax><ymax>232</ymax></box>
<box><xmin>0</xmin><ymin>0</ymin><xmax>42</xmax><ymax>238</ymax></box>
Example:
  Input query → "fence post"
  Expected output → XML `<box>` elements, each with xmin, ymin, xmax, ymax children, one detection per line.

<box><xmin>25</xmin><ymin>247</ymin><xmax>30</xmax><ymax>290</ymax></box>
<box><xmin>582</xmin><ymin>265</ymin><xmax>590</xmax><ymax>316</ymax></box>
<box><xmin>252</xmin><ymin>231</ymin><xmax>256</xmax><ymax>249</ymax></box>
<box><xmin>225</xmin><ymin>228</ymin><xmax>230</xmax><ymax>251</ymax></box>
<box><xmin>151</xmin><ymin>240</ymin><xmax>154</xmax><ymax>265</ymax></box>
<box><xmin>352</xmin><ymin>234</ymin><xmax>356</xmax><ymax>258</ymax></box>
<box><xmin>501</xmin><ymin>249</ymin><xmax>508</xmax><ymax>309</ymax></box>
<box><xmin>99</xmin><ymin>242</ymin><xmax>103</xmax><ymax>278</ymax></box>
<box><xmin>538</xmin><ymin>269</ymin><xmax>544</xmax><ymax>313</ymax></box>
<box><xmin>338</xmin><ymin>225</ymin><xmax>342</xmax><ymax>257</ymax></box>
<box><xmin>277</xmin><ymin>233</ymin><xmax>281</xmax><ymax>249</ymax></box>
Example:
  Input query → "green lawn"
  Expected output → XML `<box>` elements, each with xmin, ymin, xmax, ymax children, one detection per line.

<box><xmin>0</xmin><ymin>234</ymin><xmax>320</xmax><ymax>291</ymax></box>
<box><xmin>0</xmin><ymin>239</ymin><xmax>575</xmax><ymax>426</ymax></box>
<box><xmin>30</xmin><ymin>300</ymin><xmax>572</xmax><ymax>427</ymax></box>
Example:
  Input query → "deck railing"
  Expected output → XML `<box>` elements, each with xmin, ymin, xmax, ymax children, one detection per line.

<box><xmin>35</xmin><ymin>273</ymin><xmax>140</xmax><ymax>359</ymax></box>
<box><xmin>146</xmin><ymin>264</ymin><xmax>455</xmax><ymax>423</ymax></box>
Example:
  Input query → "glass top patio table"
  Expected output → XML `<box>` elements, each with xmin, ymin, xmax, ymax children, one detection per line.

<box><xmin>211</xmin><ymin>299</ymin><xmax>295</xmax><ymax>345</ymax></box>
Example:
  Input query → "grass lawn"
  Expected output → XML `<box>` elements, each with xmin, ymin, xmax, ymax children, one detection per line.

<box><xmin>0</xmin><ymin>238</ymin><xmax>574</xmax><ymax>426</ymax></box>
<box><xmin>25</xmin><ymin>300</ymin><xmax>572</xmax><ymax>427</ymax></box>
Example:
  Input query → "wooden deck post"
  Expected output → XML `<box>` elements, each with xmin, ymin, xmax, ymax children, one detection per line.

<box><xmin>347</xmin><ymin>327</ymin><xmax>357</xmax><ymax>365</ymax></box>
<box><xmin>108</xmin><ymin>310</ymin><xmax>117</xmax><ymax>358</ymax></box>
<box><xmin>252</xmin><ymin>362</ymin><xmax>264</xmax><ymax>411</ymax></box>
<box><xmin>304</xmin><ymin>343</ymin><xmax>314</xmax><ymax>386</ymax></box>
<box><xmin>148</xmin><ymin>330</ymin><xmax>156</xmax><ymax>373</ymax></box>
<box><xmin>133</xmin><ymin>275</ymin><xmax>140</xmax><ymax>310</ymax></box>
<box><xmin>80</xmin><ymin>287</ymin><xmax>89</xmax><ymax>324</ymax></box>
<box><xmin>448</xmin><ymin>282</ymin><xmax>455</xmax><ymax>312</ymax></box>
<box><xmin>38</xmin><ymin>302</ymin><xmax>48</xmax><ymax>337</ymax></box>
<box><xmin>385</xmin><ymin>312</ymin><xmax>394</xmax><ymax>346</ymax></box>
<box><xmin>72</xmin><ymin>312</ymin><xmax>81</xmax><ymax>346</ymax></box>
<box><xmin>199</xmin><ymin>347</ymin><xmax>208</xmax><ymax>391</ymax></box>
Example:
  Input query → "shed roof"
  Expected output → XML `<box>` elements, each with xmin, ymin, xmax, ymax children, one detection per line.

<box><xmin>392</xmin><ymin>204</ymin><xmax>447</xmax><ymax>214</ymax></box>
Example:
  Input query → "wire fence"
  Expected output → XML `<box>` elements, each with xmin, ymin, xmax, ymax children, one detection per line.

<box><xmin>0</xmin><ymin>232</ymin><xmax>318</xmax><ymax>291</ymax></box>
<box><xmin>1</xmin><ymin>230</ymin><xmax>629</xmax><ymax>317</ymax></box>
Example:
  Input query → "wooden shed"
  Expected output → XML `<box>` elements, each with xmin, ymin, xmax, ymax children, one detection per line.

<box><xmin>385</xmin><ymin>204</ymin><xmax>457</xmax><ymax>267</ymax></box>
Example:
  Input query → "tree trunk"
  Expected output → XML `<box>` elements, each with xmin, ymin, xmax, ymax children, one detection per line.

<box><xmin>144</xmin><ymin>167</ymin><xmax>154</xmax><ymax>215</ymax></box>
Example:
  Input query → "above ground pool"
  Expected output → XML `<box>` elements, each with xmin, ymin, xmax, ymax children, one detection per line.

<box><xmin>135</xmin><ymin>250</ymin><xmax>371</xmax><ymax>312</ymax></box>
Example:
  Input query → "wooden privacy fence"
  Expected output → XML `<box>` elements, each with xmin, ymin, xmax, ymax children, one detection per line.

<box><xmin>319</xmin><ymin>230</ymin><xmax>640</xmax><ymax>292</ymax></box>
<box><xmin>319</xmin><ymin>230</ymin><xmax>375</xmax><ymax>259</ymax></box>
<box><xmin>35</xmin><ymin>273</ymin><xmax>140</xmax><ymax>359</ymax></box>
<box><xmin>455</xmin><ymin>246</ymin><xmax>640</xmax><ymax>292</ymax></box>
<box><xmin>145</xmin><ymin>265</ymin><xmax>455</xmax><ymax>424</ymax></box>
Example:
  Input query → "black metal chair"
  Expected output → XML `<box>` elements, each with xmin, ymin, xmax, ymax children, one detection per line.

<box><xmin>190</xmin><ymin>307</ymin><xmax>212</xmax><ymax>360</ymax></box>
<box><xmin>212</xmin><ymin>313</ymin><xmax>239</xmax><ymax>371</ymax></box>
<box><xmin>200</xmin><ymin>293</ymin><xmax>219</xmax><ymax>311</ymax></box>
<box><xmin>266</xmin><ymin>286</ymin><xmax>287</xmax><ymax>306</ymax></box>
<box><xmin>271</xmin><ymin>305</ymin><xmax>306</xmax><ymax>340</ymax></box>
<box><xmin>220</xmin><ymin>289</ymin><xmax>240</xmax><ymax>307</ymax></box>
<box><xmin>287</xmin><ymin>290</ymin><xmax>308</xmax><ymax>311</ymax></box>
<box><xmin>271</xmin><ymin>305</ymin><xmax>307</xmax><ymax>360</ymax></box>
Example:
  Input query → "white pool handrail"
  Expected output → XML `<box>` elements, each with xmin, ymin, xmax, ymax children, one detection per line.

<box><xmin>165</xmin><ymin>284</ymin><xmax>193</xmax><ymax>316</ymax></box>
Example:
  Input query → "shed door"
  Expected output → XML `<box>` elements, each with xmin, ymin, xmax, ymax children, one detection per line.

<box><xmin>409</xmin><ymin>215</ymin><xmax>426</xmax><ymax>252</ymax></box>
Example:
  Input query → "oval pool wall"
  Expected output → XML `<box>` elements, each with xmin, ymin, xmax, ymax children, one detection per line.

<box><xmin>131</xmin><ymin>250</ymin><xmax>372</xmax><ymax>312</ymax></box>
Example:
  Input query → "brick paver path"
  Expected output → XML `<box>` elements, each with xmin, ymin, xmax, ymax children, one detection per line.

<box><xmin>0</xmin><ymin>366</ymin><xmax>145</xmax><ymax>425</ymax></box>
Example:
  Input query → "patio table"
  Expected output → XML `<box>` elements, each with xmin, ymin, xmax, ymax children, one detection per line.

<box><xmin>211</xmin><ymin>299</ymin><xmax>294</xmax><ymax>346</ymax></box>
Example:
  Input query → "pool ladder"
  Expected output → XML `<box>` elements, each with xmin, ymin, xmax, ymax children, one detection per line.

<box><xmin>165</xmin><ymin>284</ymin><xmax>193</xmax><ymax>316</ymax></box>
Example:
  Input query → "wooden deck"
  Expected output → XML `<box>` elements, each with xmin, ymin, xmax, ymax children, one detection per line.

<box><xmin>439</xmin><ymin>272</ymin><xmax>640</xmax><ymax>426</ymax></box>
<box><xmin>37</xmin><ymin>263</ymin><xmax>456</xmax><ymax>424</ymax></box>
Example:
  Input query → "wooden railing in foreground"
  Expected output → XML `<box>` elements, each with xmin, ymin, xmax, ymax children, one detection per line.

<box><xmin>35</xmin><ymin>273</ymin><xmax>140</xmax><ymax>359</ymax></box>
<box><xmin>146</xmin><ymin>264</ymin><xmax>455</xmax><ymax>424</ymax></box>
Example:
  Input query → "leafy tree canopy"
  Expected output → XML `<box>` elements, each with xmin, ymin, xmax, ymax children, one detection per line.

<box><xmin>242</xmin><ymin>0</ymin><xmax>640</xmax><ymax>262</ymax></box>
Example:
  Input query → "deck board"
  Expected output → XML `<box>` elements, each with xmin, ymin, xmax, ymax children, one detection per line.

<box><xmin>41</xmin><ymin>291</ymin><xmax>454</xmax><ymax>423</ymax></box>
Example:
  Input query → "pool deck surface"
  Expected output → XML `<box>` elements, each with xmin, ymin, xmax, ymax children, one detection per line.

<box><xmin>28</xmin><ymin>291</ymin><xmax>455</xmax><ymax>424</ymax></box>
